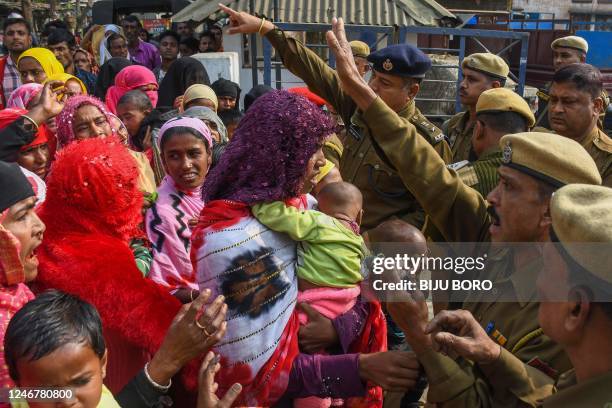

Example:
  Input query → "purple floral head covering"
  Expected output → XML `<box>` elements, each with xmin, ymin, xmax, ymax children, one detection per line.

<box><xmin>202</xmin><ymin>90</ymin><xmax>335</xmax><ymax>204</ymax></box>
<box><xmin>56</xmin><ymin>95</ymin><xmax>116</xmax><ymax>148</ymax></box>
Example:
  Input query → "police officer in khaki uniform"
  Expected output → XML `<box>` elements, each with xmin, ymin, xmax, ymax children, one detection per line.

<box><xmin>219</xmin><ymin>5</ymin><xmax>452</xmax><ymax>231</ymax></box>
<box><xmin>547</xmin><ymin>63</ymin><xmax>612</xmax><ymax>186</ymax></box>
<box><xmin>349</xmin><ymin>40</ymin><xmax>371</xmax><ymax>79</ymax></box>
<box><xmin>535</xmin><ymin>35</ymin><xmax>610</xmax><ymax>131</ymax></box>
<box><xmin>424</xmin><ymin>184</ymin><xmax>612</xmax><ymax>407</ymax></box>
<box><xmin>323</xmin><ymin>18</ymin><xmax>602</xmax><ymax>406</ymax></box>
<box><xmin>444</xmin><ymin>52</ymin><xmax>509</xmax><ymax>162</ymax></box>
<box><xmin>452</xmin><ymin>87</ymin><xmax>535</xmax><ymax>197</ymax></box>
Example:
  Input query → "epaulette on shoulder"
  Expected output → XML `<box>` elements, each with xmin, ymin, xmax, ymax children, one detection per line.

<box><xmin>410</xmin><ymin>113</ymin><xmax>446</xmax><ymax>145</ymax></box>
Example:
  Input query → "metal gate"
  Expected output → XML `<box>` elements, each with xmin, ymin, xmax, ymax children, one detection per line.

<box><xmin>399</xmin><ymin>26</ymin><xmax>530</xmax><ymax>120</ymax></box>
<box><xmin>258</xmin><ymin>23</ymin><xmax>530</xmax><ymax>122</ymax></box>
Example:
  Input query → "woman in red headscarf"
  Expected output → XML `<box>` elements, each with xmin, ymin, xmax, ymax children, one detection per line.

<box><xmin>105</xmin><ymin>65</ymin><xmax>158</xmax><ymax>114</ymax></box>
<box><xmin>35</xmin><ymin>137</ymin><xmax>197</xmax><ymax>394</ymax></box>
<box><xmin>0</xmin><ymin>108</ymin><xmax>52</xmax><ymax>179</ymax></box>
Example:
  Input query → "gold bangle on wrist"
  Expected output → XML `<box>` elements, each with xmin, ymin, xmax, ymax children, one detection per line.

<box><xmin>258</xmin><ymin>17</ymin><xmax>267</xmax><ymax>35</ymax></box>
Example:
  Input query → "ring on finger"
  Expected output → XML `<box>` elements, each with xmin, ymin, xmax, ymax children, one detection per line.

<box><xmin>196</xmin><ymin>319</ymin><xmax>216</xmax><ymax>337</ymax></box>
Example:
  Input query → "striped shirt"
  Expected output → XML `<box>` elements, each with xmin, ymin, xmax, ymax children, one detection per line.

<box><xmin>2</xmin><ymin>55</ymin><xmax>21</xmax><ymax>104</ymax></box>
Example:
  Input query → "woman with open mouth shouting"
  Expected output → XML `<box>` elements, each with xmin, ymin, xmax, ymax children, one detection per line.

<box><xmin>0</xmin><ymin>161</ymin><xmax>45</xmax><ymax>389</ymax></box>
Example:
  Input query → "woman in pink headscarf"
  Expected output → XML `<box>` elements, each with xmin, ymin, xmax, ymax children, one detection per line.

<box><xmin>6</xmin><ymin>83</ymin><xmax>43</xmax><ymax>109</ymax></box>
<box><xmin>56</xmin><ymin>94</ymin><xmax>156</xmax><ymax>194</ymax></box>
<box><xmin>105</xmin><ymin>65</ymin><xmax>158</xmax><ymax>114</ymax></box>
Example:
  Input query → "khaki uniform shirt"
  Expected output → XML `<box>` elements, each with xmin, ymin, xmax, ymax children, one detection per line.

<box><xmin>540</xmin><ymin>369</ymin><xmax>612</xmax><ymax>407</ymax></box>
<box><xmin>452</xmin><ymin>148</ymin><xmax>503</xmax><ymax>198</ymax></box>
<box><xmin>361</xmin><ymin>96</ymin><xmax>571</xmax><ymax>407</ymax></box>
<box><xmin>265</xmin><ymin>29</ymin><xmax>452</xmax><ymax>231</ymax></box>
<box><xmin>444</xmin><ymin>111</ymin><xmax>476</xmax><ymax>163</ymax></box>
<box><xmin>478</xmin><ymin>350</ymin><xmax>612</xmax><ymax>408</ymax></box>
<box><xmin>579</xmin><ymin>125</ymin><xmax>612</xmax><ymax>187</ymax></box>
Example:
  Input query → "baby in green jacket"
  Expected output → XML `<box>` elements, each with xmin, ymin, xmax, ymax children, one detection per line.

<box><xmin>251</xmin><ymin>181</ymin><xmax>365</xmax><ymax>292</ymax></box>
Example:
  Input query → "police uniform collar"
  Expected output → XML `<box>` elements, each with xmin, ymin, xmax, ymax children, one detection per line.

<box><xmin>507</xmin><ymin>252</ymin><xmax>540</xmax><ymax>307</ymax></box>
<box><xmin>478</xmin><ymin>146</ymin><xmax>502</xmax><ymax>161</ymax></box>
<box><xmin>579</xmin><ymin>124</ymin><xmax>600</xmax><ymax>148</ymax></box>
<box><xmin>397</xmin><ymin>99</ymin><xmax>416</xmax><ymax>119</ymax></box>
<box><xmin>459</xmin><ymin>110</ymin><xmax>474</xmax><ymax>130</ymax></box>
<box><xmin>488</xmin><ymin>247</ymin><xmax>540</xmax><ymax>307</ymax></box>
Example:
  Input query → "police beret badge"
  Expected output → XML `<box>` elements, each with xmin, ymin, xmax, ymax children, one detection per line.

<box><xmin>382</xmin><ymin>58</ymin><xmax>393</xmax><ymax>71</ymax></box>
<box><xmin>502</xmin><ymin>141</ymin><xmax>512</xmax><ymax>163</ymax></box>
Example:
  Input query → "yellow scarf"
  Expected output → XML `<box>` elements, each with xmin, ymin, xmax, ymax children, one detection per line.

<box><xmin>17</xmin><ymin>48</ymin><xmax>65</xmax><ymax>79</ymax></box>
<box><xmin>45</xmin><ymin>73</ymin><xmax>88</xmax><ymax>95</ymax></box>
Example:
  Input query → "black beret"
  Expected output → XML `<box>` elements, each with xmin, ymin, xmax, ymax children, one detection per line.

<box><xmin>367</xmin><ymin>44</ymin><xmax>431</xmax><ymax>78</ymax></box>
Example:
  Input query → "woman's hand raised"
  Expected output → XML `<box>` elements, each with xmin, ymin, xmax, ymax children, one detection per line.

<box><xmin>197</xmin><ymin>351</ymin><xmax>242</xmax><ymax>408</ymax></box>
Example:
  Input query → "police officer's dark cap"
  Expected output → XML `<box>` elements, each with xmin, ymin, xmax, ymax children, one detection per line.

<box><xmin>367</xmin><ymin>44</ymin><xmax>431</xmax><ymax>78</ymax></box>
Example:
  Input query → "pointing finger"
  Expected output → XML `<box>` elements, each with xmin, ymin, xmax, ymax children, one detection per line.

<box><xmin>219</xmin><ymin>3</ymin><xmax>238</xmax><ymax>16</ymax></box>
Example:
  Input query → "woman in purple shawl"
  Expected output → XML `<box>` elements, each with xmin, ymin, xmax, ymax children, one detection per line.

<box><xmin>191</xmin><ymin>90</ymin><xmax>414</xmax><ymax>406</ymax></box>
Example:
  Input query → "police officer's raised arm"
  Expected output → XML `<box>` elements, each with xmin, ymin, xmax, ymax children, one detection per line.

<box><xmin>220</xmin><ymin>4</ymin><xmax>355</xmax><ymax>123</ymax></box>
<box><xmin>325</xmin><ymin>18</ymin><xmax>489</xmax><ymax>243</ymax></box>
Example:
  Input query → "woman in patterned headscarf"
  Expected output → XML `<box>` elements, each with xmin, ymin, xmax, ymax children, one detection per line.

<box><xmin>55</xmin><ymin>94</ymin><xmax>156</xmax><ymax>194</ymax></box>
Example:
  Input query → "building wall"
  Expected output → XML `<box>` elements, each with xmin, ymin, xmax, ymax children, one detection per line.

<box><xmin>512</xmin><ymin>0</ymin><xmax>612</xmax><ymax>20</ymax></box>
<box><xmin>436</xmin><ymin>0</ymin><xmax>509</xmax><ymax>11</ymax></box>
<box><xmin>512</xmin><ymin>0</ymin><xmax>572</xmax><ymax>18</ymax></box>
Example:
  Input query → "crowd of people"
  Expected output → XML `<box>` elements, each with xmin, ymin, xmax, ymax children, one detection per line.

<box><xmin>0</xmin><ymin>4</ymin><xmax>610</xmax><ymax>408</ymax></box>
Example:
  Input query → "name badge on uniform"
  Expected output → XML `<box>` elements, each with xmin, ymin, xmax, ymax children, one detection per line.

<box><xmin>447</xmin><ymin>160</ymin><xmax>469</xmax><ymax>171</ymax></box>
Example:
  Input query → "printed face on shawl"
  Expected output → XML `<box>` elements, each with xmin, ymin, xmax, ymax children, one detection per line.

<box><xmin>201</xmin><ymin>90</ymin><xmax>335</xmax><ymax>204</ymax></box>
